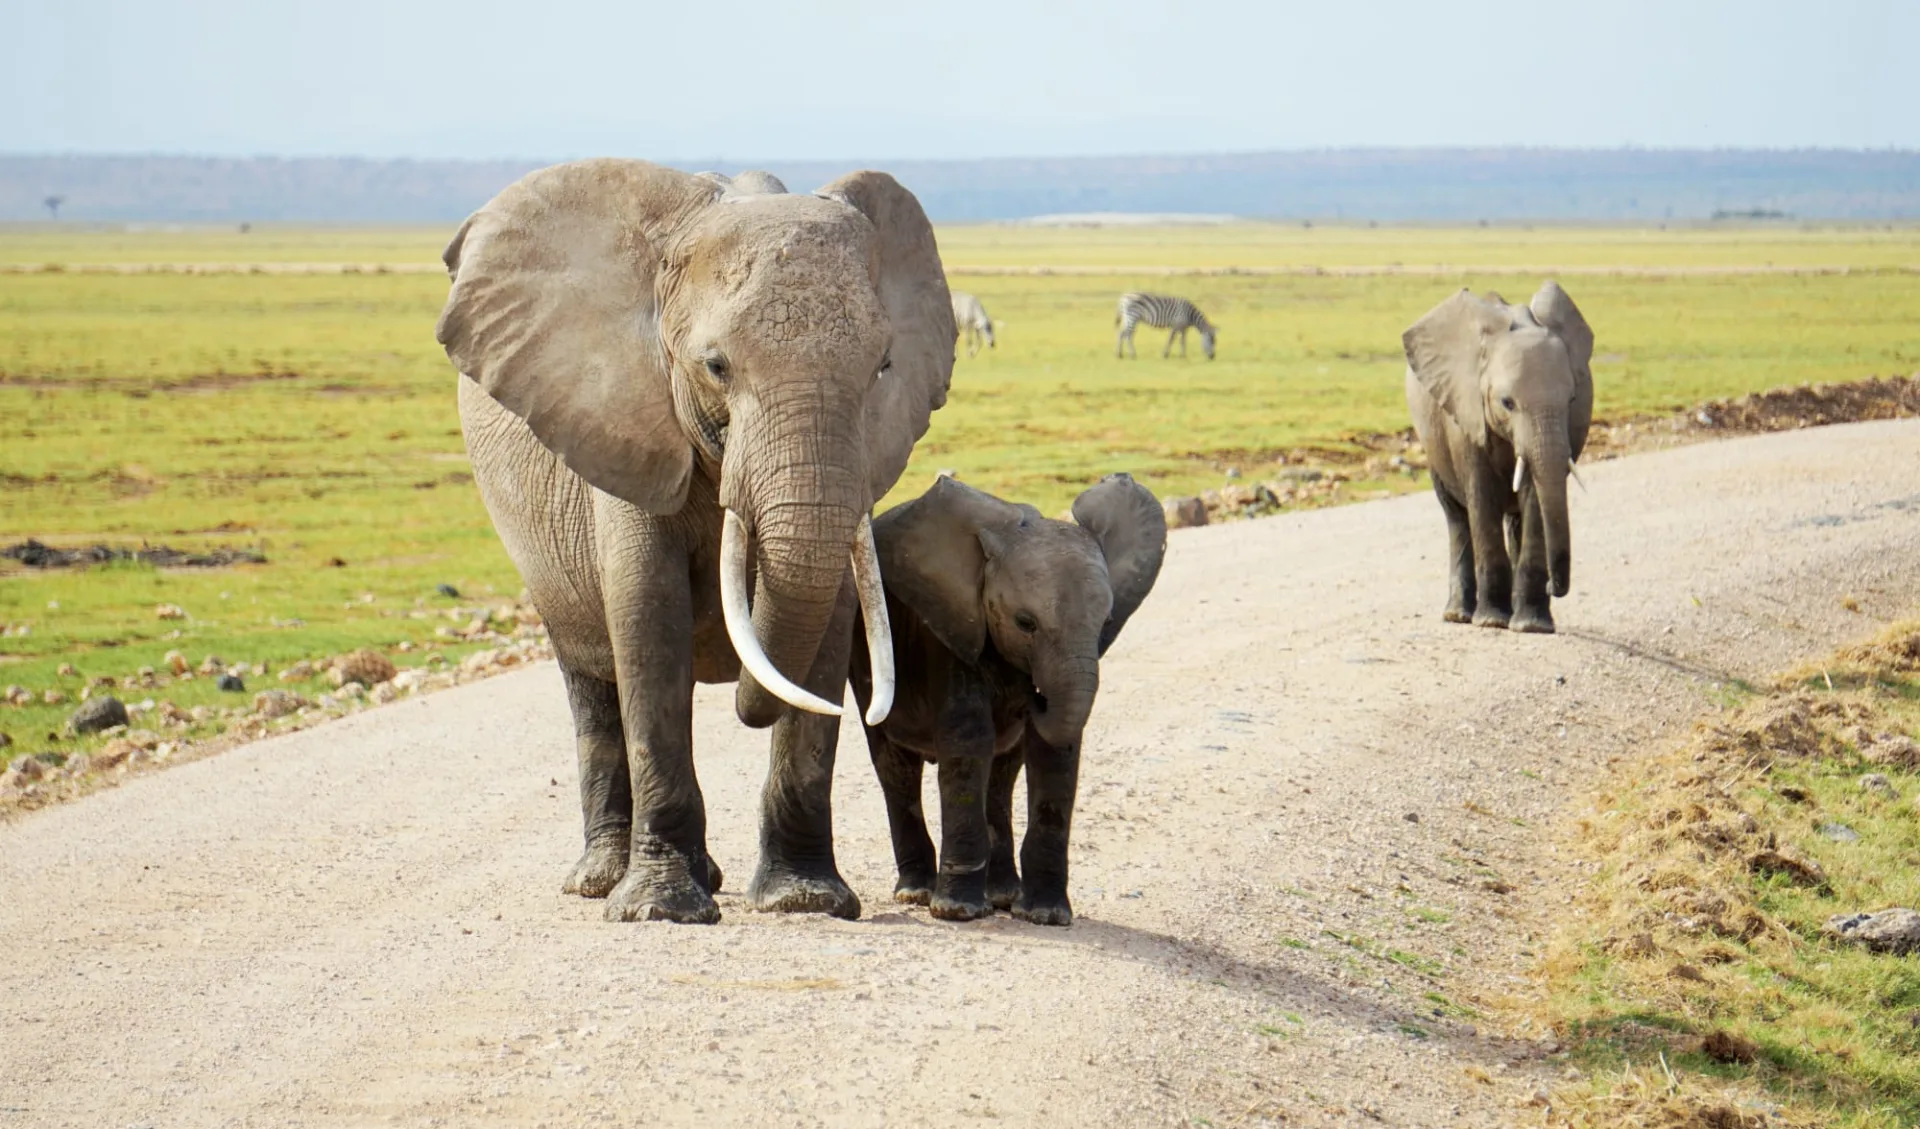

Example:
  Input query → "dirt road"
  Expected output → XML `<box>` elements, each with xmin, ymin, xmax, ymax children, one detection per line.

<box><xmin>5</xmin><ymin>422</ymin><xmax>1919</xmax><ymax>1128</ymax></box>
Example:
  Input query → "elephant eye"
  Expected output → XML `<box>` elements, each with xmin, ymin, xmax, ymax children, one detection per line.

<box><xmin>704</xmin><ymin>355</ymin><xmax>731</xmax><ymax>384</ymax></box>
<box><xmin>1500</xmin><ymin>396</ymin><xmax>1516</xmax><ymax>411</ymax></box>
<box><xmin>877</xmin><ymin>354</ymin><xmax>893</xmax><ymax>379</ymax></box>
<box><xmin>1013</xmin><ymin>611</ymin><xmax>1038</xmax><ymax>633</ymax></box>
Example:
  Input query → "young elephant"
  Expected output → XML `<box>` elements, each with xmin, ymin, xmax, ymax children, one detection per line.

<box><xmin>1403</xmin><ymin>282</ymin><xmax>1594</xmax><ymax>633</ymax></box>
<box><xmin>850</xmin><ymin>474</ymin><xmax>1166</xmax><ymax>925</ymax></box>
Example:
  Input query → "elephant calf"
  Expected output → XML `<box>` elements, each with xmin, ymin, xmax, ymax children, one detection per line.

<box><xmin>850</xmin><ymin>474</ymin><xmax>1166</xmax><ymax>925</ymax></box>
<box><xmin>1403</xmin><ymin>282</ymin><xmax>1595</xmax><ymax>633</ymax></box>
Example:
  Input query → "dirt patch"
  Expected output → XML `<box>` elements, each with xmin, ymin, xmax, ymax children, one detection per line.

<box><xmin>1171</xmin><ymin>374</ymin><xmax>1920</xmax><ymax>526</ymax></box>
<box><xmin>2</xmin><ymin>540</ymin><xmax>267</xmax><ymax>569</ymax></box>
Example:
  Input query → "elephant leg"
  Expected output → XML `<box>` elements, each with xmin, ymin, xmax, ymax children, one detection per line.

<box><xmin>867</xmin><ymin>730</ymin><xmax>937</xmax><ymax>904</ymax></box>
<box><xmin>1510</xmin><ymin>479</ymin><xmax>1556</xmax><ymax>634</ymax></box>
<box><xmin>601</xmin><ymin>548</ymin><xmax>719</xmax><ymax>925</ymax></box>
<box><xmin>560</xmin><ymin>667</ymin><xmax>632</xmax><ymax>898</ymax></box>
<box><xmin>1466</xmin><ymin>472</ymin><xmax>1513</xmax><ymax>629</ymax></box>
<box><xmin>931</xmin><ymin>754</ymin><xmax>995</xmax><ymax>921</ymax></box>
<box><xmin>1015</xmin><ymin>726</ymin><xmax>1078</xmax><ymax>927</ymax></box>
<box><xmin>747</xmin><ymin>577</ymin><xmax>861</xmax><ymax>919</ymax></box>
<box><xmin>1434</xmin><ymin>480</ymin><xmax>1475</xmax><ymax>624</ymax></box>
<box><xmin>986</xmin><ymin>753</ymin><xmax>1023</xmax><ymax>911</ymax></box>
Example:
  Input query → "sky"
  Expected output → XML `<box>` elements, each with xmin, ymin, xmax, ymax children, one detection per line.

<box><xmin>2</xmin><ymin>0</ymin><xmax>1914</xmax><ymax>160</ymax></box>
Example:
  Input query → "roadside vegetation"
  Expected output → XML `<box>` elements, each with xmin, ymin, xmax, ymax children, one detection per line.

<box><xmin>1534</xmin><ymin>622</ymin><xmax>1920</xmax><ymax>1128</ymax></box>
<box><xmin>2</xmin><ymin>223</ymin><xmax>1918</xmax><ymax>769</ymax></box>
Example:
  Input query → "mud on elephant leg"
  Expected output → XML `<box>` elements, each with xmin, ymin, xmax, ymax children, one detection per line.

<box><xmin>747</xmin><ymin>581</ymin><xmax>861</xmax><ymax>920</ymax></box>
<box><xmin>1467</xmin><ymin>478</ymin><xmax>1514</xmax><ymax>629</ymax></box>
<box><xmin>1510</xmin><ymin>480</ymin><xmax>1556</xmax><ymax>634</ymax></box>
<box><xmin>986</xmin><ymin>754</ymin><xmax>1023</xmax><ymax>911</ymax></box>
<box><xmin>932</xmin><ymin>755</ymin><xmax>995</xmax><ymax>921</ymax></box>
<box><xmin>1435</xmin><ymin>481</ymin><xmax>1476</xmax><ymax>624</ymax></box>
<box><xmin>1015</xmin><ymin>727</ymin><xmax>1079</xmax><ymax>926</ymax></box>
<box><xmin>602</xmin><ymin>562</ymin><xmax>721</xmax><ymax>925</ymax></box>
<box><xmin>867</xmin><ymin>729</ymin><xmax>936</xmax><ymax>905</ymax></box>
<box><xmin>560</xmin><ymin>668</ymin><xmax>632</xmax><ymax>898</ymax></box>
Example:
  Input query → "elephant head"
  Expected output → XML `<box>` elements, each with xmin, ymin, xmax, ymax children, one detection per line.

<box><xmin>1402</xmin><ymin>282</ymin><xmax>1593</xmax><ymax>596</ymax></box>
<box><xmin>436</xmin><ymin>160</ymin><xmax>953</xmax><ymax>727</ymax></box>
<box><xmin>876</xmin><ymin>474</ymin><xmax>1167</xmax><ymax>748</ymax></box>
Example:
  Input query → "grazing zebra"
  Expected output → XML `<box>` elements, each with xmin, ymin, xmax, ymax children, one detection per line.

<box><xmin>1115</xmin><ymin>292</ymin><xmax>1216</xmax><ymax>360</ymax></box>
<box><xmin>951</xmin><ymin>291</ymin><xmax>996</xmax><ymax>357</ymax></box>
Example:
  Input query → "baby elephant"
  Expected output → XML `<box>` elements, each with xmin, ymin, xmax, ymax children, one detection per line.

<box><xmin>851</xmin><ymin>474</ymin><xmax>1166</xmax><ymax>925</ymax></box>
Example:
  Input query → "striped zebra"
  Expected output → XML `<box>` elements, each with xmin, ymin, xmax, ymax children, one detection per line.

<box><xmin>951</xmin><ymin>291</ymin><xmax>996</xmax><ymax>357</ymax></box>
<box><xmin>1115</xmin><ymin>292</ymin><xmax>1216</xmax><ymax>360</ymax></box>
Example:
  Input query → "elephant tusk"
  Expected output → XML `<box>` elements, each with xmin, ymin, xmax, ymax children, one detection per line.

<box><xmin>1512</xmin><ymin>455</ymin><xmax>1527</xmax><ymax>494</ymax></box>
<box><xmin>720</xmin><ymin>509</ymin><xmax>843</xmax><ymax>718</ymax></box>
<box><xmin>850</xmin><ymin>515</ymin><xmax>895</xmax><ymax>727</ymax></box>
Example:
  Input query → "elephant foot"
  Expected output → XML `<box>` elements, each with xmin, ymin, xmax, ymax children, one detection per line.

<box><xmin>603</xmin><ymin>869</ymin><xmax>720</xmax><ymax>924</ymax></box>
<box><xmin>892</xmin><ymin>867</ymin><xmax>935</xmax><ymax>905</ymax></box>
<box><xmin>1013</xmin><ymin>888</ymin><xmax>1073</xmax><ymax>927</ymax></box>
<box><xmin>561</xmin><ymin>835</ymin><xmax>630</xmax><ymax>899</ymax></box>
<box><xmin>1471</xmin><ymin>609</ymin><xmax>1511</xmax><ymax>629</ymax></box>
<box><xmin>705</xmin><ymin>855</ymin><xmax>725</xmax><ymax>895</ymax></box>
<box><xmin>929</xmin><ymin>871</ymin><xmax>993</xmax><ymax>922</ymax></box>
<box><xmin>1510</xmin><ymin>607</ymin><xmax>1556</xmax><ymax>634</ymax></box>
<box><xmin>1442</xmin><ymin>606</ymin><xmax>1474</xmax><ymax>625</ymax></box>
<box><xmin>987</xmin><ymin>875</ymin><xmax>1022</xmax><ymax>912</ymax></box>
<box><xmin>748</xmin><ymin>866</ymin><xmax>862</xmax><ymax>919</ymax></box>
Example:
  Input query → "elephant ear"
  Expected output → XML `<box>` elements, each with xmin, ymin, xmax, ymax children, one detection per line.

<box><xmin>815</xmin><ymin>171</ymin><xmax>956</xmax><ymax>504</ymax></box>
<box><xmin>1071</xmin><ymin>474</ymin><xmax>1169</xmax><ymax>656</ymax></box>
<box><xmin>1401</xmin><ymin>289</ymin><xmax>1508</xmax><ymax>448</ymax></box>
<box><xmin>1530</xmin><ymin>280</ymin><xmax>1596</xmax><ymax>459</ymax></box>
<box><xmin>872</xmin><ymin>476</ymin><xmax>1024</xmax><ymax>660</ymax></box>
<box><xmin>436</xmin><ymin>159</ymin><xmax>716</xmax><ymax>513</ymax></box>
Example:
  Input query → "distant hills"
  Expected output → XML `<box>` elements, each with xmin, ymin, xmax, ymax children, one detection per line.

<box><xmin>4</xmin><ymin>149</ymin><xmax>1918</xmax><ymax>224</ymax></box>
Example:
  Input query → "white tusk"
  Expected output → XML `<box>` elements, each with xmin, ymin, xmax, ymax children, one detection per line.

<box><xmin>1569</xmin><ymin>457</ymin><xmax>1587</xmax><ymax>493</ymax></box>
<box><xmin>720</xmin><ymin>510</ymin><xmax>843</xmax><ymax>718</ymax></box>
<box><xmin>850</xmin><ymin>515</ymin><xmax>894</xmax><ymax>727</ymax></box>
<box><xmin>1512</xmin><ymin>456</ymin><xmax>1526</xmax><ymax>493</ymax></box>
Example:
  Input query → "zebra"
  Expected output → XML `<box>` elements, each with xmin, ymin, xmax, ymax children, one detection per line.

<box><xmin>1115</xmin><ymin>292</ymin><xmax>1216</xmax><ymax>360</ymax></box>
<box><xmin>951</xmin><ymin>291</ymin><xmax>996</xmax><ymax>357</ymax></box>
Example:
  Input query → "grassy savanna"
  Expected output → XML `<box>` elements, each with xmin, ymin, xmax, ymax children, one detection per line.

<box><xmin>2</xmin><ymin>223</ymin><xmax>1918</xmax><ymax>763</ymax></box>
<box><xmin>1537</xmin><ymin>625</ymin><xmax>1920</xmax><ymax>1128</ymax></box>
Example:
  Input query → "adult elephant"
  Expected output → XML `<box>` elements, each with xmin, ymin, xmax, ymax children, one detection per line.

<box><xmin>437</xmin><ymin>160</ymin><xmax>953</xmax><ymax>923</ymax></box>
<box><xmin>1403</xmin><ymin>282</ymin><xmax>1593</xmax><ymax>634</ymax></box>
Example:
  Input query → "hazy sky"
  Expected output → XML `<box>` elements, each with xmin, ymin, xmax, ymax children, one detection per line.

<box><xmin>3</xmin><ymin>0</ymin><xmax>1913</xmax><ymax>160</ymax></box>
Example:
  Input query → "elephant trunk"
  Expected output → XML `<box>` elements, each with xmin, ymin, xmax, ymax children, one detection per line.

<box><xmin>1518</xmin><ymin>417</ymin><xmax>1573</xmax><ymax>598</ymax></box>
<box><xmin>1030</xmin><ymin>648</ymin><xmax>1100</xmax><ymax>751</ymax></box>
<box><xmin>717</xmin><ymin>385</ymin><xmax>885</xmax><ymax>728</ymax></box>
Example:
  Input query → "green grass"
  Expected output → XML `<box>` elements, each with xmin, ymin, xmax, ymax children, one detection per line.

<box><xmin>1539</xmin><ymin>628</ymin><xmax>1920</xmax><ymax>1128</ymax></box>
<box><xmin>4</xmin><ymin>224</ymin><xmax>1919</xmax><ymax>764</ymax></box>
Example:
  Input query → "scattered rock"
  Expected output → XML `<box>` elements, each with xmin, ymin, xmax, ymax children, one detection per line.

<box><xmin>1224</xmin><ymin>466</ymin><xmax>1241</xmax><ymax>479</ymax></box>
<box><xmin>165</xmin><ymin>650</ymin><xmax>188</xmax><ymax>675</ymax></box>
<box><xmin>43</xmin><ymin>689</ymin><xmax>67</xmax><ymax>705</ymax></box>
<box><xmin>330</xmin><ymin>649</ymin><xmax>397</xmax><ymax>688</ymax></box>
<box><xmin>217</xmin><ymin>673</ymin><xmax>246</xmax><ymax>693</ymax></box>
<box><xmin>155</xmin><ymin>604</ymin><xmax>186</xmax><ymax>620</ymax></box>
<box><xmin>1403</xmin><ymin>812</ymin><xmax>1421</xmax><ymax>823</ymax></box>
<box><xmin>3</xmin><ymin>685</ymin><xmax>28</xmax><ymax>707</ymax></box>
<box><xmin>0</xmin><ymin>732</ymin><xmax>10</xmax><ymax>750</ymax></box>
<box><xmin>335</xmin><ymin>681</ymin><xmax>367</xmax><ymax>702</ymax></box>
<box><xmin>1667</xmin><ymin>963</ymin><xmax>1708</xmax><ymax>983</ymax></box>
<box><xmin>1818</xmin><ymin>821</ymin><xmax>1861</xmax><ymax>842</ymax></box>
<box><xmin>279</xmin><ymin>661</ymin><xmax>314</xmax><ymax>682</ymax></box>
<box><xmin>1860</xmin><ymin>773</ymin><xmax>1898</xmax><ymax>798</ymax></box>
<box><xmin>198</xmin><ymin>655</ymin><xmax>225</xmax><ymax>675</ymax></box>
<box><xmin>68</xmin><ymin>695</ymin><xmax>129</xmax><ymax>734</ymax></box>
<box><xmin>371</xmin><ymin>682</ymin><xmax>399</xmax><ymax>705</ymax></box>
<box><xmin>55</xmin><ymin>662</ymin><xmax>77</xmax><ymax>678</ymax></box>
<box><xmin>252</xmin><ymin>690</ymin><xmax>306</xmax><ymax>719</ymax></box>
<box><xmin>1748</xmin><ymin>848</ymin><xmax>1827</xmax><ymax>887</ymax></box>
<box><xmin>1163</xmin><ymin>496</ymin><xmax>1209</xmax><ymax>529</ymax></box>
<box><xmin>62</xmin><ymin>752</ymin><xmax>91</xmax><ymax>776</ymax></box>
<box><xmin>9</xmin><ymin>754</ymin><xmax>47</xmax><ymax>781</ymax></box>
<box><xmin>1824</xmin><ymin>908</ymin><xmax>1920</xmax><ymax>955</ymax></box>
<box><xmin>1699</xmin><ymin>1030</ymin><xmax>1759</xmax><ymax>1064</ymax></box>
<box><xmin>436</xmin><ymin>583</ymin><xmax>461</xmax><ymax>598</ymax></box>
<box><xmin>94</xmin><ymin>740</ymin><xmax>134</xmax><ymax>770</ymax></box>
